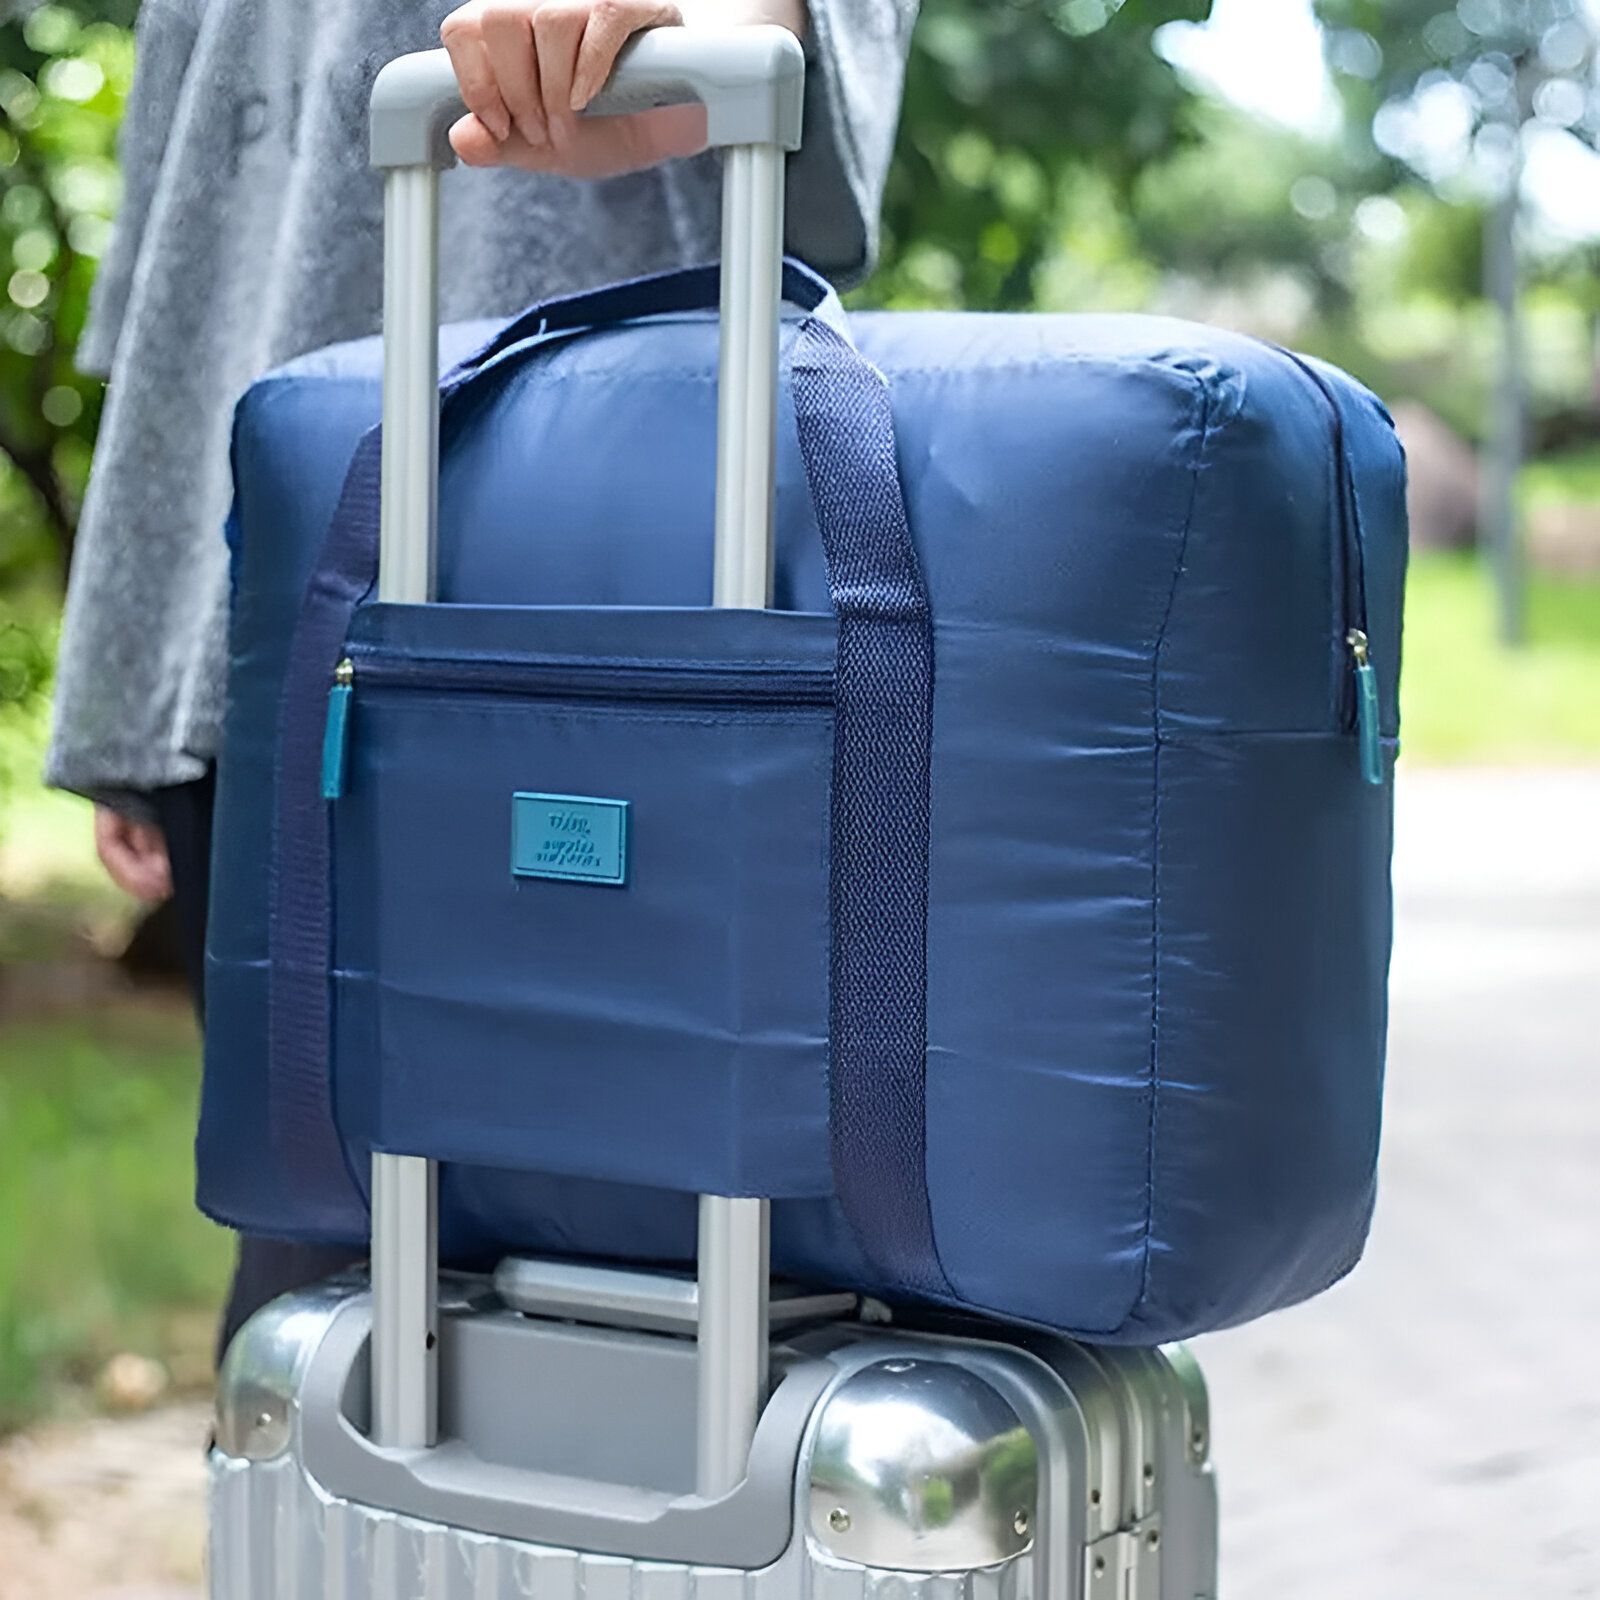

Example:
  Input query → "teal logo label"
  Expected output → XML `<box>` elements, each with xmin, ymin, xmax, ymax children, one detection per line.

<box><xmin>512</xmin><ymin>793</ymin><xmax>629</xmax><ymax>886</ymax></box>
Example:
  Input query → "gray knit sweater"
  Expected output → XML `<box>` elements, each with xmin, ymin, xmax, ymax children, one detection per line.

<box><xmin>47</xmin><ymin>0</ymin><xmax>915</xmax><ymax>815</ymax></box>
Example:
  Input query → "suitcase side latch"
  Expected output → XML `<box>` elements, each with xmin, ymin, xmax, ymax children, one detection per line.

<box><xmin>1085</xmin><ymin>1514</ymin><xmax>1162</xmax><ymax>1600</ymax></box>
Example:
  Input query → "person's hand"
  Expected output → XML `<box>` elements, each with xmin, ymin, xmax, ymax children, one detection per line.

<box><xmin>94</xmin><ymin>805</ymin><xmax>173</xmax><ymax>903</ymax></box>
<box><xmin>439</xmin><ymin>0</ymin><xmax>804</xmax><ymax>180</ymax></box>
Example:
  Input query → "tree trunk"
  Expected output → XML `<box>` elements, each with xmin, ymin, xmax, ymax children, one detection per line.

<box><xmin>1481</xmin><ymin>134</ymin><xmax>1526</xmax><ymax>647</ymax></box>
<box><xmin>1591</xmin><ymin>301</ymin><xmax>1600</xmax><ymax>414</ymax></box>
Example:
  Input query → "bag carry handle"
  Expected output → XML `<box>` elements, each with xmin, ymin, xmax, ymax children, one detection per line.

<box><xmin>443</xmin><ymin>256</ymin><xmax>834</xmax><ymax>386</ymax></box>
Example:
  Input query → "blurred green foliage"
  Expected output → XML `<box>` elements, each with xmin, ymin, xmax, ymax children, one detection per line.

<box><xmin>0</xmin><ymin>3</ymin><xmax>131</xmax><ymax>807</ymax></box>
<box><xmin>1304</xmin><ymin>1</ymin><xmax>1600</xmax><ymax>444</ymax></box>
<box><xmin>0</xmin><ymin>3</ymin><xmax>132</xmax><ymax>576</ymax></box>
<box><xmin>867</xmin><ymin>0</ymin><xmax>1212</xmax><ymax>308</ymax></box>
<box><xmin>1314</xmin><ymin>0</ymin><xmax>1599</xmax><ymax>173</ymax></box>
<box><xmin>0</xmin><ymin>1002</ymin><xmax>230</xmax><ymax>1430</ymax></box>
<box><xmin>0</xmin><ymin>591</ymin><xmax>52</xmax><ymax>798</ymax></box>
<box><xmin>1522</xmin><ymin>442</ymin><xmax>1600</xmax><ymax>507</ymax></box>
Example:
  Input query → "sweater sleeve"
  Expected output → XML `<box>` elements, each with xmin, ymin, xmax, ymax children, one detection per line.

<box><xmin>783</xmin><ymin>0</ymin><xmax>917</xmax><ymax>288</ymax></box>
<box><xmin>76</xmin><ymin>0</ymin><xmax>206</xmax><ymax>378</ymax></box>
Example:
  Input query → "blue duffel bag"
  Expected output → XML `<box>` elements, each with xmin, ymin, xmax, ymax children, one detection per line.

<box><xmin>202</xmin><ymin>261</ymin><xmax>1407</xmax><ymax>1343</ymax></box>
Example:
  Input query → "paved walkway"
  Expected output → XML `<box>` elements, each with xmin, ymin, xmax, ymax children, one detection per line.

<box><xmin>0</xmin><ymin>1403</ymin><xmax>208</xmax><ymax>1600</ymax></box>
<box><xmin>1193</xmin><ymin>768</ymin><xmax>1600</xmax><ymax>1598</ymax></box>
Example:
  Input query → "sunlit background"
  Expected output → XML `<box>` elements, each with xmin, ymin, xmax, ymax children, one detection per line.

<box><xmin>0</xmin><ymin>1</ymin><xmax>1596</xmax><ymax>1595</ymax></box>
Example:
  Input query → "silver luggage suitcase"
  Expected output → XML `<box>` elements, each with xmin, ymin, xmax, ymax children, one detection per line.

<box><xmin>208</xmin><ymin>31</ymin><xmax>1220</xmax><ymax>1599</ymax></box>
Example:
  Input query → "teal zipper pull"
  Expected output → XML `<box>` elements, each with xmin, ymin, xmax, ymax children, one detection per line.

<box><xmin>1346</xmin><ymin>630</ymin><xmax>1383</xmax><ymax>788</ymax></box>
<box><xmin>321</xmin><ymin>657</ymin><xmax>354</xmax><ymax>800</ymax></box>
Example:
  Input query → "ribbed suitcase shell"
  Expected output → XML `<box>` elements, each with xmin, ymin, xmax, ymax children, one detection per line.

<box><xmin>209</xmin><ymin>1278</ymin><xmax>1219</xmax><ymax>1600</ymax></box>
<box><xmin>202</xmin><ymin>296</ymin><xmax>1407</xmax><ymax>1342</ymax></box>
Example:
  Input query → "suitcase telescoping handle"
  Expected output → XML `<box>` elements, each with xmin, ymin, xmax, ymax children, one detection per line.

<box><xmin>366</xmin><ymin>28</ymin><xmax>803</xmax><ymax>1496</ymax></box>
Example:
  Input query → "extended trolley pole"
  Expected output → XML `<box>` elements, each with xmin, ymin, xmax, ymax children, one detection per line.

<box><xmin>696</xmin><ymin>135</ymin><xmax>786</xmax><ymax>1498</ymax></box>
<box><xmin>371</xmin><ymin>160</ymin><xmax>443</xmax><ymax>1451</ymax></box>
<box><xmin>366</xmin><ymin>28</ymin><xmax>804</xmax><ymax>1473</ymax></box>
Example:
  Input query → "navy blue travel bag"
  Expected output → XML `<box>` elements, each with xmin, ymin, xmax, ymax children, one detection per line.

<box><xmin>202</xmin><ymin>261</ymin><xmax>1407</xmax><ymax>1343</ymax></box>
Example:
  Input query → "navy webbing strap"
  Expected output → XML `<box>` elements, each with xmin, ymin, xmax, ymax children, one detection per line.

<box><xmin>268</xmin><ymin>426</ymin><xmax>382</xmax><ymax>1214</ymax></box>
<box><xmin>267</xmin><ymin>264</ymin><xmax>951</xmax><ymax>1296</ymax></box>
<box><xmin>790</xmin><ymin>318</ymin><xmax>949</xmax><ymax>1297</ymax></box>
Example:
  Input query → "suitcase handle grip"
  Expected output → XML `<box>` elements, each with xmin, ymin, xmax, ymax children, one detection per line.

<box><xmin>370</xmin><ymin>24</ymin><xmax>805</xmax><ymax>169</ymax></box>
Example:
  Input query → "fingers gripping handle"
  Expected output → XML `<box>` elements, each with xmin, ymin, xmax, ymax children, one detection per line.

<box><xmin>370</xmin><ymin>24</ymin><xmax>804</xmax><ymax>169</ymax></box>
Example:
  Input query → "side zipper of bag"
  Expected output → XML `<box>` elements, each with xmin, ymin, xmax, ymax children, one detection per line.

<box><xmin>319</xmin><ymin>649</ymin><xmax>836</xmax><ymax>802</ymax></box>
<box><xmin>1277</xmin><ymin>349</ymin><xmax>1385</xmax><ymax>788</ymax></box>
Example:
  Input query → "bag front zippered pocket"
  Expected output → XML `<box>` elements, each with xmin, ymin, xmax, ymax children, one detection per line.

<box><xmin>322</xmin><ymin>649</ymin><xmax>835</xmax><ymax>799</ymax></box>
<box><xmin>322</xmin><ymin>602</ymin><xmax>840</xmax><ymax>1202</ymax></box>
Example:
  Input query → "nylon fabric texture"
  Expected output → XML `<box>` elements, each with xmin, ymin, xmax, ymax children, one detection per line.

<box><xmin>202</xmin><ymin>261</ymin><xmax>1409</xmax><ymax>1341</ymax></box>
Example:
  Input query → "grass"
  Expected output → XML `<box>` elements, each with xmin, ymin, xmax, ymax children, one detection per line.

<box><xmin>0</xmin><ymin>1001</ymin><xmax>233</xmax><ymax>1432</ymax></box>
<box><xmin>1520</xmin><ymin>444</ymin><xmax>1600</xmax><ymax>510</ymax></box>
<box><xmin>0</xmin><ymin>628</ymin><xmax>231</xmax><ymax>1431</ymax></box>
<box><xmin>1399</xmin><ymin>551</ymin><xmax>1600</xmax><ymax>764</ymax></box>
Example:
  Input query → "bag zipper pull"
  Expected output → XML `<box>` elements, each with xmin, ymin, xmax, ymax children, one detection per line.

<box><xmin>1346</xmin><ymin>629</ymin><xmax>1383</xmax><ymax>788</ymax></box>
<box><xmin>321</xmin><ymin>657</ymin><xmax>354</xmax><ymax>800</ymax></box>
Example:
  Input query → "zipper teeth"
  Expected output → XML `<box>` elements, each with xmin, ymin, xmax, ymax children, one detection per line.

<box><xmin>1272</xmin><ymin>345</ymin><xmax>1373</xmax><ymax>735</ymax></box>
<box><xmin>348</xmin><ymin>652</ymin><xmax>834</xmax><ymax>707</ymax></box>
